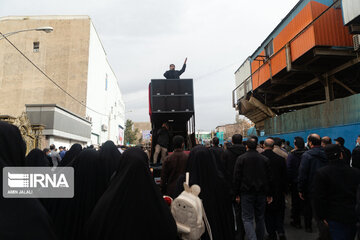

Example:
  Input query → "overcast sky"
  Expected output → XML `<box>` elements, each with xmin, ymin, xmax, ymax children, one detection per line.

<box><xmin>0</xmin><ymin>0</ymin><xmax>299</xmax><ymax>130</ymax></box>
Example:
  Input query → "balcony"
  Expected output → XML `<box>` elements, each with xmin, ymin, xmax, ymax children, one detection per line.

<box><xmin>233</xmin><ymin>0</ymin><xmax>360</xmax><ymax>129</ymax></box>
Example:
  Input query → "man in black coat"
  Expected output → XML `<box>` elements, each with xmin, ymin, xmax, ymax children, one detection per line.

<box><xmin>222</xmin><ymin>134</ymin><xmax>246</xmax><ymax>189</ymax></box>
<box><xmin>286</xmin><ymin>136</ymin><xmax>306</xmax><ymax>229</ymax></box>
<box><xmin>298</xmin><ymin>133</ymin><xmax>328</xmax><ymax>235</ymax></box>
<box><xmin>335</xmin><ymin>137</ymin><xmax>351</xmax><ymax>166</ymax></box>
<box><xmin>314</xmin><ymin>144</ymin><xmax>360</xmax><ymax>240</ymax></box>
<box><xmin>353</xmin><ymin>146</ymin><xmax>360</xmax><ymax>169</ymax></box>
<box><xmin>163</xmin><ymin>58</ymin><xmax>187</xmax><ymax>79</ymax></box>
<box><xmin>234</xmin><ymin>138</ymin><xmax>273</xmax><ymax>240</ymax></box>
<box><xmin>222</xmin><ymin>134</ymin><xmax>246</xmax><ymax>240</ymax></box>
<box><xmin>262</xmin><ymin>138</ymin><xmax>287</xmax><ymax>240</ymax></box>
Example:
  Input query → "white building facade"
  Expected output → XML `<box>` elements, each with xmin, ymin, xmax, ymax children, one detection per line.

<box><xmin>86</xmin><ymin>22</ymin><xmax>125</xmax><ymax>146</ymax></box>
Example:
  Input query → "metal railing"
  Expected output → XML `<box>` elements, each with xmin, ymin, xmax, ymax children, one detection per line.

<box><xmin>231</xmin><ymin>0</ymin><xmax>341</xmax><ymax>108</ymax></box>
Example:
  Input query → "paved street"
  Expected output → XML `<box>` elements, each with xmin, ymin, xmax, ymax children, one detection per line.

<box><xmin>284</xmin><ymin>208</ymin><xmax>318</xmax><ymax>240</ymax></box>
<box><xmin>282</xmin><ymin>197</ymin><xmax>318</xmax><ymax>240</ymax></box>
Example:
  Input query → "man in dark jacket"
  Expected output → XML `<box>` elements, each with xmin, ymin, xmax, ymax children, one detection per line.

<box><xmin>287</xmin><ymin>136</ymin><xmax>306</xmax><ymax>229</ymax></box>
<box><xmin>222</xmin><ymin>134</ymin><xmax>246</xmax><ymax>189</ymax></box>
<box><xmin>163</xmin><ymin>58</ymin><xmax>187</xmax><ymax>79</ymax></box>
<box><xmin>262</xmin><ymin>138</ymin><xmax>287</xmax><ymax>240</ymax></box>
<box><xmin>234</xmin><ymin>138</ymin><xmax>273</xmax><ymax>240</ymax></box>
<box><xmin>222</xmin><ymin>134</ymin><xmax>246</xmax><ymax>240</ymax></box>
<box><xmin>335</xmin><ymin>137</ymin><xmax>351</xmax><ymax>166</ymax></box>
<box><xmin>160</xmin><ymin>135</ymin><xmax>188</xmax><ymax>198</ymax></box>
<box><xmin>314</xmin><ymin>144</ymin><xmax>360</xmax><ymax>240</ymax></box>
<box><xmin>153</xmin><ymin>123</ymin><xmax>170</xmax><ymax>164</ymax></box>
<box><xmin>353</xmin><ymin>146</ymin><xmax>360</xmax><ymax>169</ymax></box>
<box><xmin>298</xmin><ymin>133</ymin><xmax>328</xmax><ymax>235</ymax></box>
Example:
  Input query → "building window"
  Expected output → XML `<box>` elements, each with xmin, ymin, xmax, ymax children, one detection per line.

<box><xmin>265</xmin><ymin>40</ymin><xmax>273</xmax><ymax>58</ymax></box>
<box><xmin>105</xmin><ymin>74</ymin><xmax>108</xmax><ymax>91</ymax></box>
<box><xmin>33</xmin><ymin>42</ymin><xmax>40</xmax><ymax>52</ymax></box>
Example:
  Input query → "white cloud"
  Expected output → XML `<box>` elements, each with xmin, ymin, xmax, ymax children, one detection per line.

<box><xmin>1</xmin><ymin>0</ymin><xmax>299</xmax><ymax>130</ymax></box>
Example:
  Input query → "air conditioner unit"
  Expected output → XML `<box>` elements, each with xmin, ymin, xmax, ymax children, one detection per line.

<box><xmin>101</xmin><ymin>124</ymin><xmax>108</xmax><ymax>131</ymax></box>
<box><xmin>354</xmin><ymin>34</ymin><xmax>360</xmax><ymax>51</ymax></box>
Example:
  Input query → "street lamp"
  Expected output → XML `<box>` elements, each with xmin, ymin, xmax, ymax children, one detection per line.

<box><xmin>0</xmin><ymin>26</ymin><xmax>53</xmax><ymax>40</ymax></box>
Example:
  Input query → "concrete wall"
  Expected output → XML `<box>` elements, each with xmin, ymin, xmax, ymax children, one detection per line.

<box><xmin>0</xmin><ymin>16</ymin><xmax>91</xmax><ymax>117</ymax></box>
<box><xmin>86</xmin><ymin>22</ymin><xmax>125</xmax><ymax>145</ymax></box>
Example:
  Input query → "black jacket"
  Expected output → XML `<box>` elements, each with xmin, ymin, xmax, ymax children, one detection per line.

<box><xmin>298</xmin><ymin>146</ymin><xmax>328</xmax><ymax>195</ymax></box>
<box><xmin>222</xmin><ymin>144</ymin><xmax>246</xmax><ymax>191</ymax></box>
<box><xmin>341</xmin><ymin>146</ymin><xmax>352</xmax><ymax>166</ymax></box>
<box><xmin>233</xmin><ymin>149</ymin><xmax>272</xmax><ymax>196</ymax></box>
<box><xmin>287</xmin><ymin>149</ymin><xmax>306</xmax><ymax>184</ymax></box>
<box><xmin>352</xmin><ymin>146</ymin><xmax>360</xmax><ymax>169</ymax></box>
<box><xmin>163</xmin><ymin>64</ymin><xmax>186</xmax><ymax>79</ymax></box>
<box><xmin>262</xmin><ymin>149</ymin><xmax>287</xmax><ymax>194</ymax></box>
<box><xmin>314</xmin><ymin>161</ymin><xmax>360</xmax><ymax>224</ymax></box>
<box><xmin>156</xmin><ymin>127</ymin><xmax>170</xmax><ymax>148</ymax></box>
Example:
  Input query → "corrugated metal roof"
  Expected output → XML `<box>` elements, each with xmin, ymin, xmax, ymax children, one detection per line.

<box><xmin>250</xmin><ymin>0</ymin><xmax>333</xmax><ymax>60</ymax></box>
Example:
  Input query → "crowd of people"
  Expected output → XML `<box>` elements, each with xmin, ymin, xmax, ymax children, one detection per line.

<box><xmin>160</xmin><ymin>133</ymin><xmax>360</xmax><ymax>240</ymax></box>
<box><xmin>1</xmin><ymin>119</ymin><xmax>360</xmax><ymax>240</ymax></box>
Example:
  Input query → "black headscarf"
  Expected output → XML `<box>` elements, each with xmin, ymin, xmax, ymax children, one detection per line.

<box><xmin>25</xmin><ymin>148</ymin><xmax>50</xmax><ymax>166</ymax></box>
<box><xmin>0</xmin><ymin>121</ymin><xmax>56</xmax><ymax>240</ymax></box>
<box><xmin>0</xmin><ymin>121</ymin><xmax>26</xmax><ymax>166</ymax></box>
<box><xmin>58</xmin><ymin>143</ymin><xmax>82</xmax><ymax>166</ymax></box>
<box><xmin>46</xmin><ymin>149</ymin><xmax>108</xmax><ymax>240</ymax></box>
<box><xmin>99</xmin><ymin>140</ymin><xmax>121</xmax><ymax>183</ymax></box>
<box><xmin>181</xmin><ymin>146</ymin><xmax>235</xmax><ymax>240</ymax></box>
<box><xmin>85</xmin><ymin>147</ymin><xmax>178</xmax><ymax>240</ymax></box>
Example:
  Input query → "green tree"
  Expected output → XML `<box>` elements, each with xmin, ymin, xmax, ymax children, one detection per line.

<box><xmin>124</xmin><ymin>119</ymin><xmax>139</xmax><ymax>144</ymax></box>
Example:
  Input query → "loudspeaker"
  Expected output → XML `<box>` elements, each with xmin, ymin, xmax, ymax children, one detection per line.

<box><xmin>150</xmin><ymin>79</ymin><xmax>194</xmax><ymax>113</ymax></box>
<box><xmin>151</xmin><ymin>79</ymin><xmax>193</xmax><ymax>95</ymax></box>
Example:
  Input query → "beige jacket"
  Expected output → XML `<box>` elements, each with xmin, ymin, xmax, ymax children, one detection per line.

<box><xmin>273</xmin><ymin>145</ymin><xmax>288</xmax><ymax>160</ymax></box>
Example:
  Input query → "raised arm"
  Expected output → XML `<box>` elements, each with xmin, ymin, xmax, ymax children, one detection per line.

<box><xmin>178</xmin><ymin>58</ymin><xmax>187</xmax><ymax>75</ymax></box>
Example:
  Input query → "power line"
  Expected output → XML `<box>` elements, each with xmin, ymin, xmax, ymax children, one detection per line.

<box><xmin>196</xmin><ymin>61</ymin><xmax>240</xmax><ymax>81</ymax></box>
<box><xmin>0</xmin><ymin>32</ymin><xmax>108</xmax><ymax>117</ymax></box>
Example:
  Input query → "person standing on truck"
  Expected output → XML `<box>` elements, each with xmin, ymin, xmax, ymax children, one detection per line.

<box><xmin>163</xmin><ymin>58</ymin><xmax>187</xmax><ymax>79</ymax></box>
<box><xmin>153</xmin><ymin>122</ymin><xmax>170</xmax><ymax>164</ymax></box>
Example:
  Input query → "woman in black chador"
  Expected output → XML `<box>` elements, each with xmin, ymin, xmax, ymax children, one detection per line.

<box><xmin>0</xmin><ymin>121</ymin><xmax>56</xmax><ymax>240</ymax></box>
<box><xmin>46</xmin><ymin>149</ymin><xmax>110</xmax><ymax>240</ymax></box>
<box><xmin>25</xmin><ymin>148</ymin><xmax>51</xmax><ymax>166</ymax></box>
<box><xmin>85</xmin><ymin>147</ymin><xmax>178</xmax><ymax>240</ymax></box>
<box><xmin>98</xmin><ymin>140</ymin><xmax>121</xmax><ymax>183</ymax></box>
<box><xmin>58</xmin><ymin>143</ymin><xmax>82</xmax><ymax>166</ymax></box>
<box><xmin>177</xmin><ymin>145</ymin><xmax>235</xmax><ymax>240</ymax></box>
